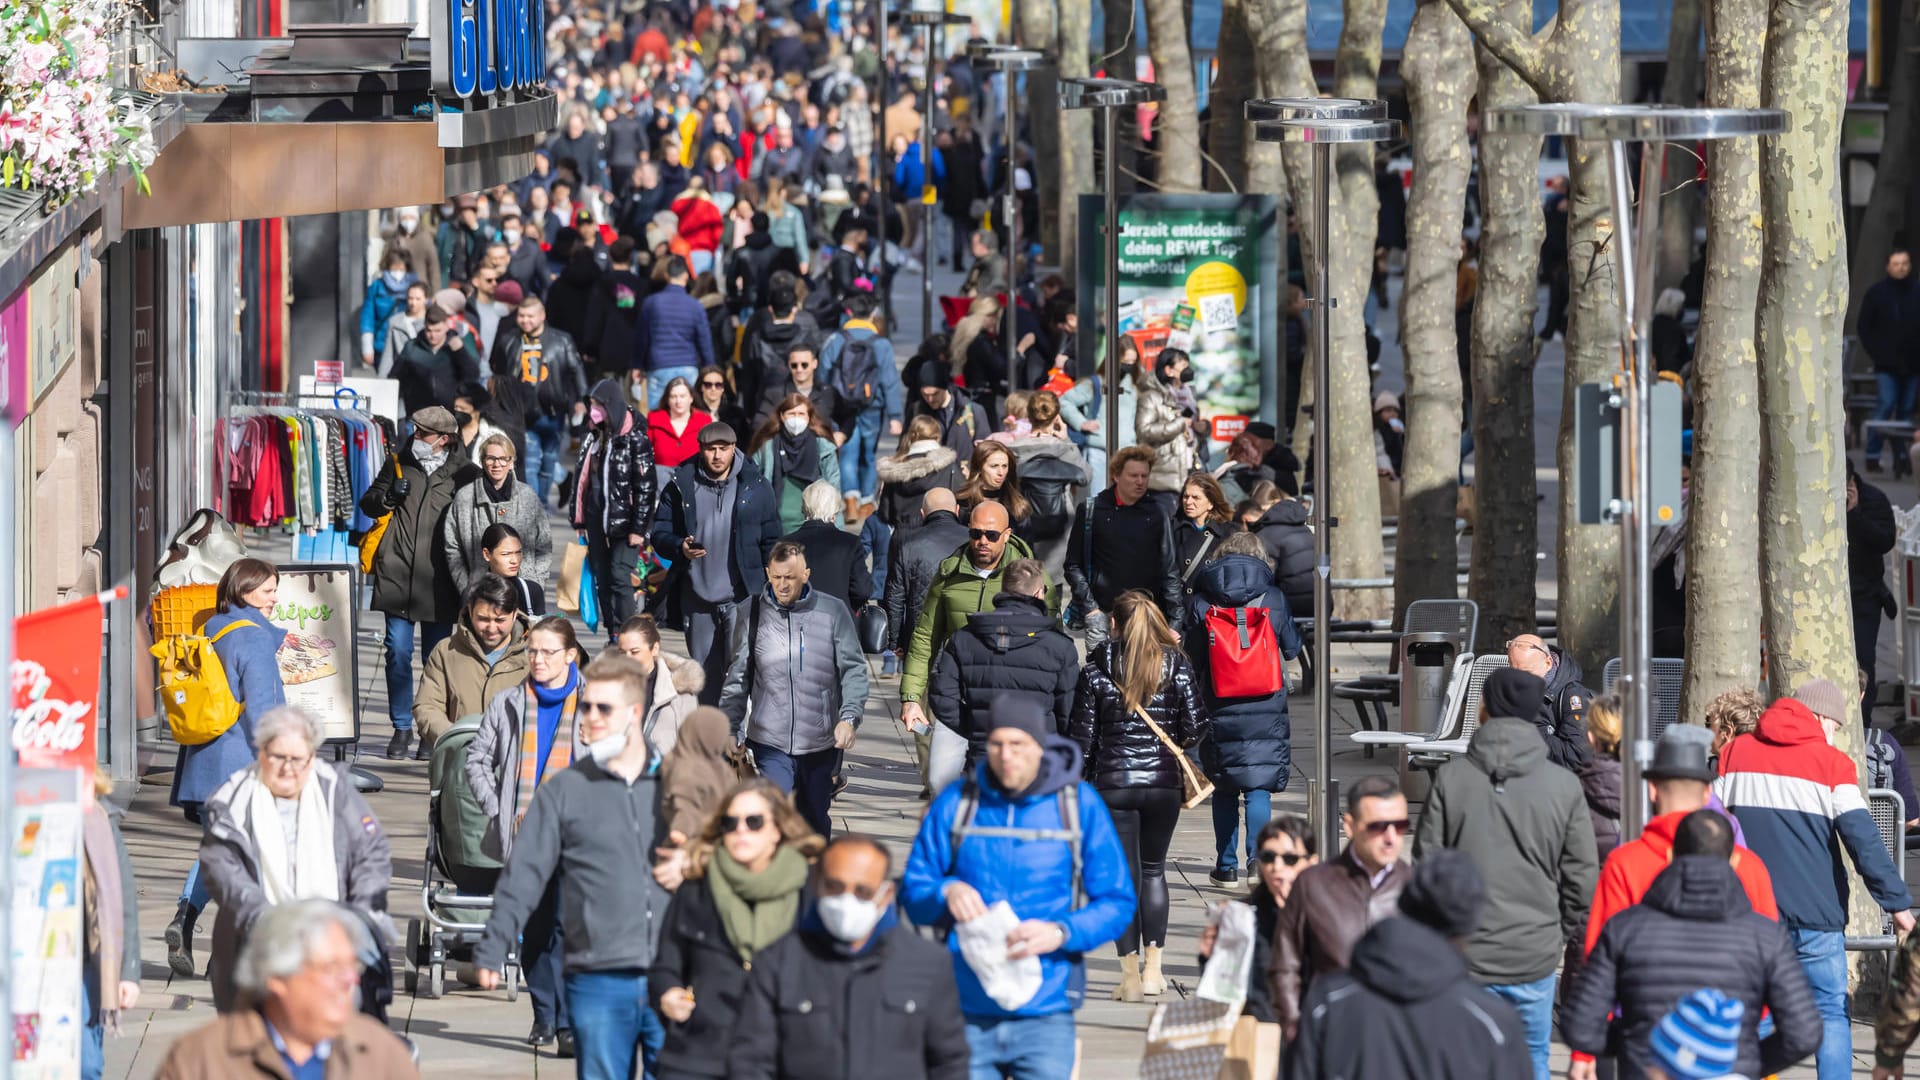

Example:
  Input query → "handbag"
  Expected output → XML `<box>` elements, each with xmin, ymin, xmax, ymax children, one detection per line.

<box><xmin>357</xmin><ymin>457</ymin><xmax>404</xmax><ymax>576</ymax></box>
<box><xmin>1134</xmin><ymin>704</ymin><xmax>1214</xmax><ymax>810</ymax></box>
<box><xmin>856</xmin><ymin>603</ymin><xmax>889</xmax><ymax>655</ymax></box>
<box><xmin>557</xmin><ymin>538</ymin><xmax>588</xmax><ymax>615</ymax></box>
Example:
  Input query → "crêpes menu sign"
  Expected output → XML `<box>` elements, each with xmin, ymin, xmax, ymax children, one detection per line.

<box><xmin>432</xmin><ymin>0</ymin><xmax>545</xmax><ymax>101</ymax></box>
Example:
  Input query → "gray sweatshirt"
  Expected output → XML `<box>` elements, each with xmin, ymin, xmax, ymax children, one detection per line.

<box><xmin>475</xmin><ymin>755</ymin><xmax>672</xmax><ymax>974</ymax></box>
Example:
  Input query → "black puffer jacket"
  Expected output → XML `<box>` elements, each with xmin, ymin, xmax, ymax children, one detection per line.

<box><xmin>360</xmin><ymin>440</ymin><xmax>479</xmax><ymax>624</ymax></box>
<box><xmin>573</xmin><ymin>380</ymin><xmax>658</xmax><ymax>537</ymax></box>
<box><xmin>1063</xmin><ymin>488</ymin><xmax>1185</xmax><ymax>626</ymax></box>
<box><xmin>1563</xmin><ymin>855</ymin><xmax>1822</xmax><ymax>1080</ymax></box>
<box><xmin>1579</xmin><ymin>754</ymin><xmax>1624</xmax><ymax>860</ymax></box>
<box><xmin>1068</xmin><ymin>641</ymin><xmax>1208</xmax><ymax>790</ymax></box>
<box><xmin>1185</xmin><ymin>554</ymin><xmax>1305</xmax><ymax>793</ymax></box>
<box><xmin>1251</xmin><ymin>499</ymin><xmax>1315</xmax><ymax>618</ymax></box>
<box><xmin>1535</xmin><ymin>647</ymin><xmax>1595</xmax><ymax>772</ymax></box>
<box><xmin>883</xmin><ymin>510</ymin><xmax>971</xmax><ymax>652</ymax></box>
<box><xmin>928</xmin><ymin>591</ymin><xmax>1081</xmax><ymax>760</ymax></box>
<box><xmin>875</xmin><ymin>443</ymin><xmax>963</xmax><ymax>529</ymax></box>
<box><xmin>647</xmin><ymin>877</ymin><xmax>759</xmax><ymax>1078</ymax></box>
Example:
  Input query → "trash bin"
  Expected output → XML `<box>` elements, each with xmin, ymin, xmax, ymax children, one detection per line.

<box><xmin>1398</xmin><ymin>632</ymin><xmax>1458</xmax><ymax>799</ymax></box>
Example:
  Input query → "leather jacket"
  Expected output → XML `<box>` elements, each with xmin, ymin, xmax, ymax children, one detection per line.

<box><xmin>1268</xmin><ymin>848</ymin><xmax>1412</xmax><ymax>1032</ymax></box>
<box><xmin>1068</xmin><ymin>642</ymin><xmax>1208</xmax><ymax>790</ymax></box>
<box><xmin>489</xmin><ymin>324</ymin><xmax>589</xmax><ymax>419</ymax></box>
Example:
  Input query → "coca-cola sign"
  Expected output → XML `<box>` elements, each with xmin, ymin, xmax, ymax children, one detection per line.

<box><xmin>11</xmin><ymin>594</ymin><xmax>104</xmax><ymax>771</ymax></box>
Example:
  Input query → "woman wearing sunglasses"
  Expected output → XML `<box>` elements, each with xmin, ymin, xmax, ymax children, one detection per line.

<box><xmin>693</xmin><ymin>364</ymin><xmax>750</xmax><ymax>440</ymax></box>
<box><xmin>1198</xmin><ymin>815</ymin><xmax>1317</xmax><ymax>1024</ymax></box>
<box><xmin>649</xmin><ymin>778</ymin><xmax>823</xmax><ymax>1080</ymax></box>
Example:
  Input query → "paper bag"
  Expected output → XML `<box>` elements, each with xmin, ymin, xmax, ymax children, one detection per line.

<box><xmin>557</xmin><ymin>539</ymin><xmax>588</xmax><ymax>615</ymax></box>
<box><xmin>1219</xmin><ymin>1017</ymin><xmax>1282</xmax><ymax>1080</ymax></box>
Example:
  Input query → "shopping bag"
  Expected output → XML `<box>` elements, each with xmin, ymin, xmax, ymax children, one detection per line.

<box><xmin>1139</xmin><ymin>998</ymin><xmax>1244</xmax><ymax>1080</ymax></box>
<box><xmin>955</xmin><ymin>901</ymin><xmax>1041</xmax><ymax>1011</ymax></box>
<box><xmin>1219</xmin><ymin>1017</ymin><xmax>1282</xmax><ymax>1080</ymax></box>
<box><xmin>558</xmin><ymin>539</ymin><xmax>587</xmax><ymax>615</ymax></box>
<box><xmin>579</xmin><ymin>551</ymin><xmax>600</xmax><ymax>633</ymax></box>
<box><xmin>1196</xmin><ymin>901</ymin><xmax>1258</xmax><ymax>1005</ymax></box>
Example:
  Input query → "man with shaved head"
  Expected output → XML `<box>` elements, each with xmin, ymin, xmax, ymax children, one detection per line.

<box><xmin>884</xmin><ymin>487</ymin><xmax>974</xmax><ymax>790</ymax></box>
<box><xmin>1501</xmin><ymin>633</ymin><xmax>1593</xmax><ymax>771</ymax></box>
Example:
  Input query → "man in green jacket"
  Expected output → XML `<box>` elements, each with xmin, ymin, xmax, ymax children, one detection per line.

<box><xmin>899</xmin><ymin>500</ymin><xmax>1054</xmax><ymax>793</ymax></box>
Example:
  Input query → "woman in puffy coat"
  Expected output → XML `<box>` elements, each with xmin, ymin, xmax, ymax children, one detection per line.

<box><xmin>573</xmin><ymin>379</ymin><xmax>658</xmax><ymax>642</ymax></box>
<box><xmin>1248</xmin><ymin>493</ymin><xmax>1316</xmax><ymax>620</ymax></box>
<box><xmin>874</xmin><ymin>415</ymin><xmax>961</xmax><ymax>530</ymax></box>
<box><xmin>1183</xmin><ymin>533</ymin><xmax>1304</xmax><ymax>885</ymax></box>
<box><xmin>1132</xmin><ymin>349</ymin><xmax>1198</xmax><ymax>514</ymax></box>
<box><xmin>1069</xmin><ymin>589</ymin><xmax>1208</xmax><ymax>1004</ymax></box>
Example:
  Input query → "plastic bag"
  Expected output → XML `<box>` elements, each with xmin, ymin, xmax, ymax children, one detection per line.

<box><xmin>579</xmin><ymin>548</ymin><xmax>600</xmax><ymax>633</ymax></box>
<box><xmin>956</xmin><ymin>900</ymin><xmax>1042</xmax><ymax>1011</ymax></box>
<box><xmin>1197</xmin><ymin>901</ymin><xmax>1258</xmax><ymax>1005</ymax></box>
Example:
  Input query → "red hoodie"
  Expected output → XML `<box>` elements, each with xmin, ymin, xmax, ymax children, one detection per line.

<box><xmin>671</xmin><ymin>194</ymin><xmax>723</xmax><ymax>254</ymax></box>
<box><xmin>1583</xmin><ymin>809</ymin><xmax>1778</xmax><ymax>957</ymax></box>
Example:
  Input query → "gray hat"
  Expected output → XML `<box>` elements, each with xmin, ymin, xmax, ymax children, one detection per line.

<box><xmin>697</xmin><ymin>421</ymin><xmax>738</xmax><ymax>447</ymax></box>
<box><xmin>1644</xmin><ymin>724</ymin><xmax>1717</xmax><ymax>784</ymax></box>
<box><xmin>1791</xmin><ymin>678</ymin><xmax>1849</xmax><ymax>725</ymax></box>
<box><xmin>987</xmin><ymin>696</ymin><xmax>1054</xmax><ymax>744</ymax></box>
<box><xmin>410</xmin><ymin>406</ymin><xmax>458</xmax><ymax>436</ymax></box>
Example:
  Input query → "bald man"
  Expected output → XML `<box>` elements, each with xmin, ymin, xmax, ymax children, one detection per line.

<box><xmin>1504</xmin><ymin>633</ymin><xmax>1593</xmax><ymax>771</ymax></box>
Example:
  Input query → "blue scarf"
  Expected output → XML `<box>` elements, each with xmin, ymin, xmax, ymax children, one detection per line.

<box><xmin>531</xmin><ymin>665</ymin><xmax>580</xmax><ymax>785</ymax></box>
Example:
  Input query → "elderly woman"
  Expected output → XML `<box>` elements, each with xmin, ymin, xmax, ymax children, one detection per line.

<box><xmin>199</xmin><ymin>706</ymin><xmax>393</xmax><ymax>1012</ymax></box>
<box><xmin>445</xmin><ymin>433</ymin><xmax>554</xmax><ymax>596</ymax></box>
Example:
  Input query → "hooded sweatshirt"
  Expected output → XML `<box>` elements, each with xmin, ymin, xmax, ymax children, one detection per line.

<box><xmin>1583</xmin><ymin>809</ymin><xmax>1778</xmax><ymax>957</ymax></box>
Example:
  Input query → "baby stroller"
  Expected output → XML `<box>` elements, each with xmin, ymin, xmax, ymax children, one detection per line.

<box><xmin>404</xmin><ymin>714</ymin><xmax>520</xmax><ymax>1000</ymax></box>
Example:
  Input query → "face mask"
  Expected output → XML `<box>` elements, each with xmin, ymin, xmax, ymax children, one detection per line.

<box><xmin>590</xmin><ymin>403</ymin><xmax>608</xmax><ymax>426</ymax></box>
<box><xmin>587</xmin><ymin>727</ymin><xmax>630</xmax><ymax>765</ymax></box>
<box><xmin>399</xmin><ymin>217</ymin><xmax>418</xmax><ymax>234</ymax></box>
<box><xmin>1387</xmin><ymin>417</ymin><xmax>1404</xmax><ymax>434</ymax></box>
<box><xmin>411</xmin><ymin>438</ymin><xmax>441</xmax><ymax>460</ymax></box>
<box><xmin>383</xmin><ymin>270</ymin><xmax>409</xmax><ymax>291</ymax></box>
<box><xmin>630</xmin><ymin>382</ymin><xmax>647</xmax><ymax>404</ymax></box>
<box><xmin>503</xmin><ymin>228</ymin><xmax>522</xmax><ymax>247</ymax></box>
<box><xmin>817</xmin><ymin>892</ymin><xmax>886</xmax><ymax>944</ymax></box>
<box><xmin>782</xmin><ymin>416</ymin><xmax>809</xmax><ymax>436</ymax></box>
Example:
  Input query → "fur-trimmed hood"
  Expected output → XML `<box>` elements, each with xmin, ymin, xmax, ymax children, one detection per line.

<box><xmin>656</xmin><ymin>649</ymin><xmax>707</xmax><ymax>700</ymax></box>
<box><xmin>877</xmin><ymin>443</ymin><xmax>958</xmax><ymax>484</ymax></box>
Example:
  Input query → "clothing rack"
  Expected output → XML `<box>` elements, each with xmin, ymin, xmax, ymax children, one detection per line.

<box><xmin>225</xmin><ymin>391</ymin><xmax>395</xmax><ymax>559</ymax></box>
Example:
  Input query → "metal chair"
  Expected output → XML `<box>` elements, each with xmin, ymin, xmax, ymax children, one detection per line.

<box><xmin>1601</xmin><ymin>657</ymin><xmax>1687</xmax><ymax>741</ymax></box>
<box><xmin>1350</xmin><ymin>654</ymin><xmax>1510</xmax><ymax>767</ymax></box>
<box><xmin>1846</xmin><ymin>789</ymin><xmax>1910</xmax><ymax>952</ymax></box>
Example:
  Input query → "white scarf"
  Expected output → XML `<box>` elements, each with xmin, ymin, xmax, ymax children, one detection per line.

<box><xmin>245</xmin><ymin>763</ymin><xmax>340</xmax><ymax>905</ymax></box>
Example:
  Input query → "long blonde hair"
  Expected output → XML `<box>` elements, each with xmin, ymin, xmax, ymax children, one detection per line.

<box><xmin>949</xmin><ymin>296</ymin><xmax>1001</xmax><ymax>370</ymax></box>
<box><xmin>1112</xmin><ymin>590</ymin><xmax>1179</xmax><ymax>714</ymax></box>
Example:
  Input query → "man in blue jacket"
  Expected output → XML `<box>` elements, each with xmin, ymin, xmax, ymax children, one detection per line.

<box><xmin>903</xmin><ymin>697</ymin><xmax>1135</xmax><ymax>1079</ymax></box>
<box><xmin>633</xmin><ymin>255</ymin><xmax>714</xmax><ymax>410</ymax></box>
<box><xmin>820</xmin><ymin>290</ymin><xmax>904</xmax><ymax>522</ymax></box>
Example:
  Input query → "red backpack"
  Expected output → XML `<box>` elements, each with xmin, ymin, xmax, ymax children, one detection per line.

<box><xmin>1204</xmin><ymin>605</ymin><xmax>1285</xmax><ymax>698</ymax></box>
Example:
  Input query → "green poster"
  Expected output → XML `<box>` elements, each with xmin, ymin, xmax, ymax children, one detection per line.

<box><xmin>1075</xmin><ymin>193</ymin><xmax>1281</xmax><ymax>423</ymax></box>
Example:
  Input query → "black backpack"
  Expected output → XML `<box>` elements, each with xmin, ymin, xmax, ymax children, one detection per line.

<box><xmin>831</xmin><ymin>335</ymin><xmax>881</xmax><ymax>418</ymax></box>
<box><xmin>1019</xmin><ymin>452</ymin><xmax>1085</xmax><ymax>542</ymax></box>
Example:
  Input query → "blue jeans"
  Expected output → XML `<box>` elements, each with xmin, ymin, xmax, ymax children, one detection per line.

<box><xmin>748</xmin><ymin>739</ymin><xmax>838</xmax><ymax>839</ymax></box>
<box><xmin>1485</xmin><ymin>972</ymin><xmax>1555</xmax><ymax>1080</ymax></box>
<box><xmin>1790</xmin><ymin>927</ymin><xmax>1851</xmax><ymax>1080</ymax></box>
<box><xmin>564</xmin><ymin>969</ymin><xmax>665</xmax><ymax>1080</ymax></box>
<box><xmin>179</xmin><ymin>857</ymin><xmax>210</xmax><ymax>910</ymax></box>
<box><xmin>81</xmin><ymin>960</ymin><xmax>103</xmax><ymax>1080</ymax></box>
<box><xmin>1867</xmin><ymin>372</ymin><xmax>1920</xmax><ymax>456</ymax></box>
<box><xmin>382</xmin><ymin>615</ymin><xmax>453</xmax><ymax>731</ymax></box>
<box><xmin>646</xmin><ymin>366</ymin><xmax>700</xmax><ymax>411</ymax></box>
<box><xmin>523</xmin><ymin>414</ymin><xmax>566</xmax><ymax>507</ymax></box>
<box><xmin>525</xmin><ymin>873</ymin><xmax>570</xmax><ymax>1031</ymax></box>
<box><xmin>1209</xmin><ymin>778</ymin><xmax>1272</xmax><ymax>874</ymax></box>
<box><xmin>838</xmin><ymin>408</ymin><xmax>884</xmax><ymax>502</ymax></box>
<box><xmin>965</xmin><ymin>1013</ymin><xmax>1077</xmax><ymax>1080</ymax></box>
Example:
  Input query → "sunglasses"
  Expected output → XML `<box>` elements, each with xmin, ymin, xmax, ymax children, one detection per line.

<box><xmin>1361</xmin><ymin>818</ymin><xmax>1412</xmax><ymax>836</ymax></box>
<box><xmin>700</xmin><ymin>380</ymin><xmax>726</xmax><ymax>389</ymax></box>
<box><xmin>579</xmin><ymin>701</ymin><xmax>624</xmax><ymax>717</ymax></box>
<box><xmin>721</xmin><ymin>813</ymin><xmax>768</xmax><ymax>834</ymax></box>
<box><xmin>968</xmin><ymin>528</ymin><xmax>1004</xmax><ymax>542</ymax></box>
<box><xmin>1257</xmin><ymin>849</ymin><xmax>1308</xmax><ymax>867</ymax></box>
<box><xmin>819</xmin><ymin>879</ymin><xmax>886</xmax><ymax>901</ymax></box>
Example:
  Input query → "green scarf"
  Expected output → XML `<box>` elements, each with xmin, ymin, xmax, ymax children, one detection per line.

<box><xmin>707</xmin><ymin>844</ymin><xmax>810</xmax><ymax>962</ymax></box>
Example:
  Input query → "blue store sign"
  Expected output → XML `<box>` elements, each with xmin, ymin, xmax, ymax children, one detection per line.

<box><xmin>432</xmin><ymin>0</ymin><xmax>545</xmax><ymax>101</ymax></box>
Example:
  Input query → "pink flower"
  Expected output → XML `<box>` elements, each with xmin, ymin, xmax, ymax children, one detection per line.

<box><xmin>78</xmin><ymin>41</ymin><xmax>107</xmax><ymax>80</ymax></box>
<box><xmin>18</xmin><ymin>40</ymin><xmax>56</xmax><ymax>79</ymax></box>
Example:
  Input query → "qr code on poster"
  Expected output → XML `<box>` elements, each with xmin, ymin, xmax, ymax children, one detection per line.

<box><xmin>1196</xmin><ymin>292</ymin><xmax>1238</xmax><ymax>335</ymax></box>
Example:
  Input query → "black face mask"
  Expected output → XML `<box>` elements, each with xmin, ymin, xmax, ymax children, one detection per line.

<box><xmin>455</xmin><ymin>410</ymin><xmax>476</xmax><ymax>426</ymax></box>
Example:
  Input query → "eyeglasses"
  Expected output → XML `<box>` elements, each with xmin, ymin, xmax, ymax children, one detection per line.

<box><xmin>1257</xmin><ymin>849</ymin><xmax>1308</xmax><ymax>867</ymax></box>
<box><xmin>264</xmin><ymin>751</ymin><xmax>313</xmax><ymax>771</ymax></box>
<box><xmin>968</xmin><ymin>528</ymin><xmax>1004</xmax><ymax>542</ymax></box>
<box><xmin>720</xmin><ymin>813</ymin><xmax>768</xmax><ymax>833</ymax></box>
<box><xmin>579</xmin><ymin>701</ymin><xmax>624</xmax><ymax>717</ymax></box>
<box><xmin>482</xmin><ymin>455</ymin><xmax>514</xmax><ymax>465</ymax></box>
<box><xmin>1504</xmin><ymin>639</ymin><xmax>1549</xmax><ymax>656</ymax></box>
<box><xmin>527</xmin><ymin>646</ymin><xmax>568</xmax><ymax>659</ymax></box>
<box><xmin>1361</xmin><ymin>818</ymin><xmax>1412</xmax><ymax>836</ymax></box>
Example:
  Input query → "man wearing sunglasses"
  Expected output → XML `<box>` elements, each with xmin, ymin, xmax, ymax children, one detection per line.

<box><xmin>1269</xmin><ymin>775</ymin><xmax>1413</xmax><ymax>1043</ymax></box>
<box><xmin>473</xmin><ymin>653</ymin><xmax>674</xmax><ymax>1080</ymax></box>
<box><xmin>1413</xmin><ymin>671</ymin><xmax>1598</xmax><ymax>1080</ymax></box>
<box><xmin>730</xmin><ymin>836</ymin><xmax>969</xmax><ymax>1077</ymax></box>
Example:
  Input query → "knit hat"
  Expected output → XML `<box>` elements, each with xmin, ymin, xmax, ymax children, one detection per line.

<box><xmin>912</xmin><ymin>357</ymin><xmax>952</xmax><ymax>389</ymax></box>
<box><xmin>986</xmin><ymin>696</ymin><xmax>1054</xmax><ymax>745</ymax></box>
<box><xmin>1481</xmin><ymin>668</ymin><xmax>1547</xmax><ymax>722</ymax></box>
<box><xmin>1792</xmin><ymin>678</ymin><xmax>1849</xmax><ymax>725</ymax></box>
<box><xmin>492</xmin><ymin>279</ymin><xmax>524</xmax><ymax>306</ymax></box>
<box><xmin>1396</xmin><ymin>849</ymin><xmax>1486</xmax><ymax>940</ymax></box>
<box><xmin>1648</xmin><ymin>988</ymin><xmax>1745</xmax><ymax>1080</ymax></box>
<box><xmin>433</xmin><ymin>288</ymin><xmax>468</xmax><ymax>316</ymax></box>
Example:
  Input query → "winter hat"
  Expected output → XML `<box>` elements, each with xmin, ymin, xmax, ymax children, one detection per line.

<box><xmin>697</xmin><ymin>421</ymin><xmax>738</xmax><ymax>447</ymax></box>
<box><xmin>433</xmin><ymin>288</ymin><xmax>468</xmax><ymax>316</ymax></box>
<box><xmin>1481</xmin><ymin>668</ymin><xmax>1547</xmax><ymax>722</ymax></box>
<box><xmin>410</xmin><ymin>406</ymin><xmax>458</xmax><ymax>436</ymax></box>
<box><xmin>1373</xmin><ymin>391</ymin><xmax>1401</xmax><ymax>414</ymax></box>
<box><xmin>1791</xmin><ymin>678</ymin><xmax>1849</xmax><ymax>725</ymax></box>
<box><xmin>492</xmin><ymin>279</ymin><xmax>524</xmax><ymax>306</ymax></box>
<box><xmin>987</xmin><ymin>696</ymin><xmax>1054</xmax><ymax>745</ymax></box>
<box><xmin>1397</xmin><ymin>849</ymin><xmax>1486</xmax><ymax>940</ymax></box>
<box><xmin>1648</xmin><ymin>988</ymin><xmax>1745</xmax><ymax>1080</ymax></box>
<box><xmin>912</xmin><ymin>357</ymin><xmax>953</xmax><ymax>389</ymax></box>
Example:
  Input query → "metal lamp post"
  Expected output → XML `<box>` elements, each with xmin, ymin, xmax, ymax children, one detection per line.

<box><xmin>1249</xmin><ymin>97</ymin><xmax>1399</xmax><ymax>857</ymax></box>
<box><xmin>1059</xmin><ymin>77</ymin><xmax>1165</xmax><ymax>445</ymax></box>
<box><xmin>1483</xmin><ymin>103</ymin><xmax>1786</xmax><ymax>839</ymax></box>
<box><xmin>969</xmin><ymin>43</ymin><xmax>1052</xmax><ymax>387</ymax></box>
<box><xmin>897</xmin><ymin>7</ymin><xmax>972</xmax><ymax>337</ymax></box>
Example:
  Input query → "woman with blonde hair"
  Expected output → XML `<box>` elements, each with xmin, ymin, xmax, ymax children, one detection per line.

<box><xmin>1068</xmin><ymin>590</ymin><xmax>1209</xmax><ymax>1002</ymax></box>
<box><xmin>875</xmin><ymin>413</ymin><xmax>962</xmax><ymax>527</ymax></box>
<box><xmin>1579</xmin><ymin>692</ymin><xmax>1624</xmax><ymax>859</ymax></box>
<box><xmin>951</xmin><ymin>295</ymin><xmax>1005</xmax><ymax>399</ymax></box>
<box><xmin>648</xmin><ymin>779</ymin><xmax>823</xmax><ymax>1078</ymax></box>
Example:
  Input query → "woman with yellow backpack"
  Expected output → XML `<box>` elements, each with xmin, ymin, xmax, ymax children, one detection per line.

<box><xmin>162</xmin><ymin>557</ymin><xmax>287</xmax><ymax>982</ymax></box>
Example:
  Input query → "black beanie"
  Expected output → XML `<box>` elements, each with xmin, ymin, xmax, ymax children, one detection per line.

<box><xmin>987</xmin><ymin>696</ymin><xmax>1055</xmax><ymax>744</ymax></box>
<box><xmin>913</xmin><ymin>357</ymin><xmax>952</xmax><ymax>390</ymax></box>
<box><xmin>1481</xmin><ymin>667</ymin><xmax>1546</xmax><ymax>721</ymax></box>
<box><xmin>1399</xmin><ymin>850</ymin><xmax>1487</xmax><ymax>939</ymax></box>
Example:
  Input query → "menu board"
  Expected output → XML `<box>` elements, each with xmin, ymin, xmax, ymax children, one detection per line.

<box><xmin>269</xmin><ymin>564</ymin><xmax>360</xmax><ymax>745</ymax></box>
<box><xmin>11</xmin><ymin>767</ymin><xmax>83</xmax><ymax>1079</ymax></box>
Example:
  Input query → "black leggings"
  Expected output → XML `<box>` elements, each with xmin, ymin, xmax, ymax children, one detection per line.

<box><xmin>1099</xmin><ymin>786</ymin><xmax>1183</xmax><ymax>955</ymax></box>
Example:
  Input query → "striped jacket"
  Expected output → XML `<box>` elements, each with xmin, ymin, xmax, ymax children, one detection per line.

<box><xmin>1713</xmin><ymin>698</ymin><xmax>1912</xmax><ymax>931</ymax></box>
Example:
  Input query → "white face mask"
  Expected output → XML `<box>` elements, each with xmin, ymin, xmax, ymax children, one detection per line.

<box><xmin>503</xmin><ymin>228</ymin><xmax>523</xmax><ymax>247</ymax></box>
<box><xmin>782</xmin><ymin>415</ymin><xmax>809</xmax><ymax>437</ymax></box>
<box><xmin>587</xmin><ymin>727</ymin><xmax>630</xmax><ymax>765</ymax></box>
<box><xmin>399</xmin><ymin>217</ymin><xmax>418</xmax><ymax>234</ymax></box>
<box><xmin>817</xmin><ymin>891</ymin><xmax>886</xmax><ymax>944</ymax></box>
<box><xmin>410</xmin><ymin>437</ymin><xmax>439</xmax><ymax>460</ymax></box>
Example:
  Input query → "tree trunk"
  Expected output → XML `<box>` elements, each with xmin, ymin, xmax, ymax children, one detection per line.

<box><xmin>1103</xmin><ymin>0</ymin><xmax>1142</xmax><ymax>192</ymax></box>
<box><xmin>1057</xmin><ymin>0</ymin><xmax>1095</xmax><ymax>278</ymax></box>
<box><xmin>1143</xmin><ymin>0</ymin><xmax>1203</xmax><ymax>191</ymax></box>
<box><xmin>1682</xmin><ymin>0</ymin><xmax>1765</xmax><ymax>722</ymax></box>
<box><xmin>1017</xmin><ymin>2</ymin><xmax>1063</xmax><ymax>261</ymax></box>
<box><xmin>1208</xmin><ymin>0</ymin><xmax>1254</xmax><ymax>193</ymax></box>
<box><xmin>1657</xmin><ymin>0</ymin><xmax>1705</xmax><ymax>291</ymax></box>
<box><xmin>1393</xmin><ymin>0</ymin><xmax>1473</xmax><ymax>621</ymax></box>
<box><xmin>1847</xmin><ymin>0</ymin><xmax>1919</xmax><ymax>327</ymax></box>
<box><xmin>1755</xmin><ymin>0</ymin><xmax>1884</xmax><ymax>971</ymax></box>
<box><xmin>1463</xmin><ymin>0</ymin><xmax>1544</xmax><ymax>646</ymax></box>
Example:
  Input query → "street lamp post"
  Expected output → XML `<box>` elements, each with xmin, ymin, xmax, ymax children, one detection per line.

<box><xmin>897</xmin><ymin>7</ymin><xmax>972</xmax><ymax>338</ymax></box>
<box><xmin>1249</xmin><ymin>98</ymin><xmax>1398</xmax><ymax>857</ymax></box>
<box><xmin>1482</xmin><ymin>103</ymin><xmax>1786</xmax><ymax>840</ymax></box>
<box><xmin>1059</xmin><ymin>77</ymin><xmax>1165</xmax><ymax>449</ymax></box>
<box><xmin>969</xmin><ymin>43</ymin><xmax>1051</xmax><ymax>388</ymax></box>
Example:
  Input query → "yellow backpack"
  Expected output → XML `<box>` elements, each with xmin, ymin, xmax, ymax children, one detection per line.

<box><xmin>358</xmin><ymin>456</ymin><xmax>404</xmax><ymax>574</ymax></box>
<box><xmin>151</xmin><ymin>619</ymin><xmax>256</xmax><ymax>746</ymax></box>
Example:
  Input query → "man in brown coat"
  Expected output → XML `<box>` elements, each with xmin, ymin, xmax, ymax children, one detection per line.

<box><xmin>155</xmin><ymin>899</ymin><xmax>417</xmax><ymax>1079</ymax></box>
<box><xmin>1269</xmin><ymin>774</ymin><xmax>1414</xmax><ymax>1040</ymax></box>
